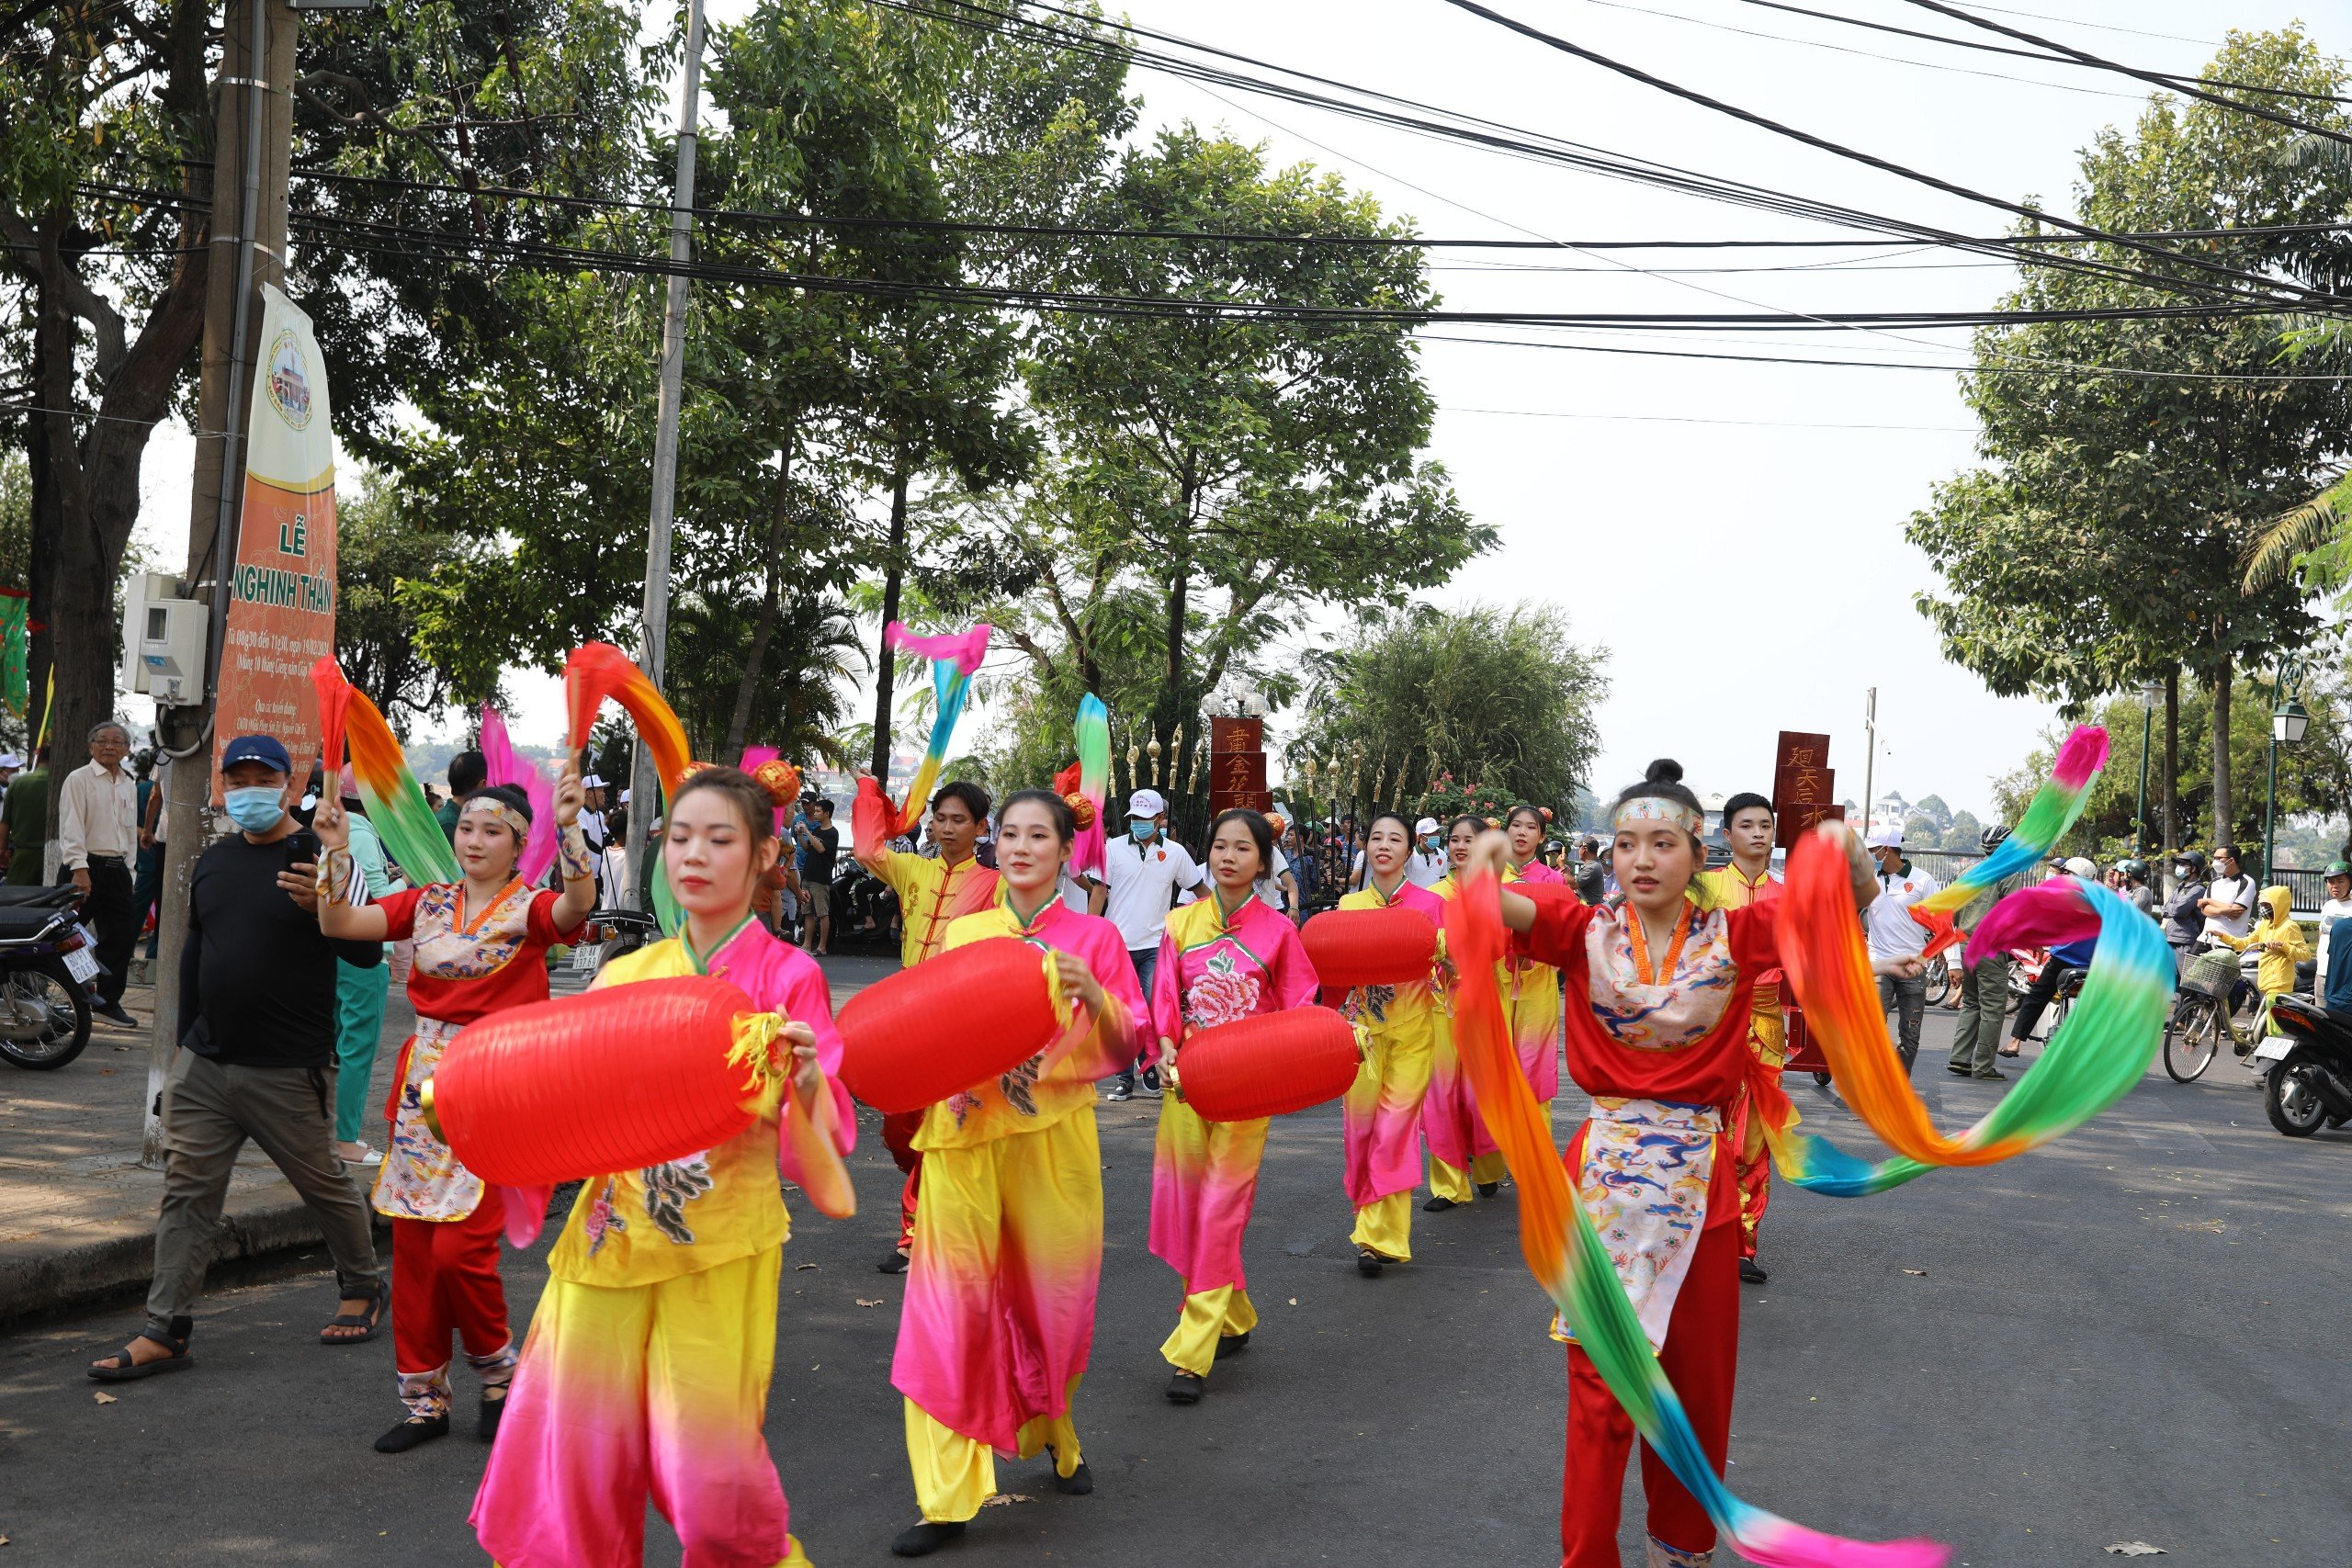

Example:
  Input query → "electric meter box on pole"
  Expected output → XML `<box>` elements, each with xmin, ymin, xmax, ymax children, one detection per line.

<box><xmin>119</xmin><ymin>572</ymin><xmax>211</xmax><ymax>708</ymax></box>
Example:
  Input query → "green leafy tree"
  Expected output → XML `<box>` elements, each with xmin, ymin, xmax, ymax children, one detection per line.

<box><xmin>1907</xmin><ymin>28</ymin><xmax>2352</xmax><ymax>846</ymax></box>
<box><xmin>664</xmin><ymin>586</ymin><xmax>865</xmax><ymax>767</ymax></box>
<box><xmin>1287</xmin><ymin>604</ymin><xmax>1608</xmax><ymax>826</ymax></box>
<box><xmin>333</xmin><ymin>472</ymin><xmax>484</xmax><ymax>733</ymax></box>
<box><xmin>981</xmin><ymin>128</ymin><xmax>1492</xmax><ymax>815</ymax></box>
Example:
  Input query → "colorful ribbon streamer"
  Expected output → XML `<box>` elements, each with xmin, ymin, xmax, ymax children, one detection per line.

<box><xmin>564</xmin><ymin>641</ymin><xmax>695</xmax><ymax>931</ymax></box>
<box><xmin>1072</xmin><ymin>694</ymin><xmax>1110</xmax><ymax>877</ymax></box>
<box><xmin>310</xmin><ymin>658</ymin><xmax>458</xmax><ymax>889</ymax></box>
<box><xmin>1444</xmin><ymin>871</ymin><xmax>1946</xmax><ymax>1568</ymax></box>
<box><xmin>480</xmin><ymin>705</ymin><xmax>556</xmax><ymax>887</ymax></box>
<box><xmin>1768</xmin><ymin>826</ymin><xmax>2168</xmax><ymax>1196</ymax></box>
<box><xmin>881</xmin><ymin>621</ymin><xmax>990</xmax><ymax>836</ymax></box>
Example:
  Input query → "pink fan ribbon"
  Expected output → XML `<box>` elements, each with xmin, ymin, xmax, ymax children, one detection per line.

<box><xmin>480</xmin><ymin>706</ymin><xmax>557</xmax><ymax>887</ymax></box>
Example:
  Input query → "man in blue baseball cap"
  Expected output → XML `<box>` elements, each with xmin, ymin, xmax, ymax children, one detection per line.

<box><xmin>89</xmin><ymin>732</ymin><xmax>390</xmax><ymax>1382</ymax></box>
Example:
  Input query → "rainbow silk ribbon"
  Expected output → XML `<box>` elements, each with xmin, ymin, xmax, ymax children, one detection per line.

<box><xmin>1905</xmin><ymin>725</ymin><xmax>2109</xmax><ymax>958</ymax></box>
<box><xmin>1072</xmin><ymin>694</ymin><xmax>1111</xmax><ymax>877</ymax></box>
<box><xmin>564</xmin><ymin>641</ymin><xmax>695</xmax><ymax>931</ymax></box>
<box><xmin>1767</xmin><ymin>824</ymin><xmax>2169</xmax><ymax>1198</ymax></box>
<box><xmin>480</xmin><ymin>705</ymin><xmax>556</xmax><ymax>887</ymax></box>
<box><xmin>882</xmin><ymin>622</ymin><xmax>990</xmax><ymax>837</ymax></box>
<box><xmin>1445</xmin><ymin>873</ymin><xmax>1948</xmax><ymax>1568</ymax></box>
<box><xmin>311</xmin><ymin>658</ymin><xmax>458</xmax><ymax>888</ymax></box>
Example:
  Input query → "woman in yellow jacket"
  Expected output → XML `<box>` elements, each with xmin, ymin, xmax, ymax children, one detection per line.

<box><xmin>2214</xmin><ymin>885</ymin><xmax>2311</xmax><ymax>1036</ymax></box>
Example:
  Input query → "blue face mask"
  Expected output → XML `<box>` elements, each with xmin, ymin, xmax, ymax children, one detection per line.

<box><xmin>1129</xmin><ymin>820</ymin><xmax>1156</xmax><ymax>845</ymax></box>
<box><xmin>223</xmin><ymin>785</ymin><xmax>286</xmax><ymax>833</ymax></box>
<box><xmin>1419</xmin><ymin>835</ymin><xmax>1439</xmax><ymax>852</ymax></box>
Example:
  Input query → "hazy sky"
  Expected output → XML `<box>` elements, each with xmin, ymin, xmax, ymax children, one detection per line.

<box><xmin>123</xmin><ymin>0</ymin><xmax>2334</xmax><ymax>817</ymax></box>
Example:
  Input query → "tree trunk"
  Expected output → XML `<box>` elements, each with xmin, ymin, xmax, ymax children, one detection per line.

<box><xmin>2211</xmin><ymin>652</ymin><xmax>2233</xmax><ymax>844</ymax></box>
<box><xmin>723</xmin><ymin>439</ymin><xmax>796</xmax><ymax>759</ymax></box>
<box><xmin>867</xmin><ymin>455</ymin><xmax>910</xmax><ymax>780</ymax></box>
<box><xmin>2161</xmin><ymin>666</ymin><xmax>2179</xmax><ymax>857</ymax></box>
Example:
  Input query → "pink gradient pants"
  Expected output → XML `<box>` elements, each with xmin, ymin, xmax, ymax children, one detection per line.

<box><xmin>470</xmin><ymin>1246</ymin><xmax>805</xmax><ymax>1568</ymax></box>
<box><xmin>892</xmin><ymin>1109</ymin><xmax>1103</xmax><ymax>1519</ymax></box>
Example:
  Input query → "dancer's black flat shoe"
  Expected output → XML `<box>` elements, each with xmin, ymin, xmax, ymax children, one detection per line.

<box><xmin>1476</xmin><ymin>1180</ymin><xmax>1499</xmax><ymax>1198</ymax></box>
<box><xmin>1738</xmin><ymin>1258</ymin><xmax>1768</xmax><ymax>1284</ymax></box>
<box><xmin>890</xmin><ymin>1521</ymin><xmax>967</xmax><ymax>1557</ymax></box>
<box><xmin>877</xmin><ymin>1249</ymin><xmax>910</xmax><ymax>1274</ymax></box>
<box><xmin>374</xmin><ymin>1414</ymin><xmax>449</xmax><ymax>1453</ymax></box>
<box><xmin>477</xmin><ymin>1389</ymin><xmax>506</xmax><ymax>1441</ymax></box>
<box><xmin>1422</xmin><ymin>1196</ymin><xmax>1456</xmax><ymax>1213</ymax></box>
<box><xmin>1356</xmin><ymin>1249</ymin><xmax>1385</xmax><ymax>1277</ymax></box>
<box><xmin>1165</xmin><ymin>1371</ymin><xmax>1205</xmax><ymax>1404</ymax></box>
<box><xmin>1215</xmin><ymin>1331</ymin><xmax>1250</xmax><ymax>1359</ymax></box>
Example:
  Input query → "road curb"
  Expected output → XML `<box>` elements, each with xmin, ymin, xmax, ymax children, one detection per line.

<box><xmin>0</xmin><ymin>1194</ymin><xmax>390</xmax><ymax>1333</ymax></box>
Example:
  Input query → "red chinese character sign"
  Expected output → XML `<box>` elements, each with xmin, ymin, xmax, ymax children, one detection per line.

<box><xmin>213</xmin><ymin>283</ymin><xmax>337</xmax><ymax>791</ymax></box>
<box><xmin>1209</xmin><ymin>716</ymin><xmax>1272</xmax><ymax>817</ymax></box>
<box><xmin>1770</xmin><ymin>729</ymin><xmax>1841</xmax><ymax>849</ymax></box>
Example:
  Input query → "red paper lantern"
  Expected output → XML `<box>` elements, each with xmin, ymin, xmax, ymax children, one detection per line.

<box><xmin>836</xmin><ymin>937</ymin><xmax>1063</xmax><ymax>1114</ymax></box>
<box><xmin>1300</xmin><ymin>905</ymin><xmax>1439</xmax><ymax>989</ymax></box>
<box><xmin>432</xmin><ymin>976</ymin><xmax>767</xmax><ymax>1187</ymax></box>
<box><xmin>1177</xmin><ymin>1007</ymin><xmax>1363</xmax><ymax>1122</ymax></box>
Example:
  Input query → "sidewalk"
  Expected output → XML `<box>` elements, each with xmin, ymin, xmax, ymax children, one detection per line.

<box><xmin>0</xmin><ymin>946</ymin><xmax>893</xmax><ymax>1330</ymax></box>
<box><xmin>0</xmin><ymin>969</ymin><xmax>415</xmax><ymax>1330</ymax></box>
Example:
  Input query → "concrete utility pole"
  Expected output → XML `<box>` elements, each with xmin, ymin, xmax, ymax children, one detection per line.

<box><xmin>145</xmin><ymin>0</ymin><xmax>295</xmax><ymax>1166</ymax></box>
<box><xmin>623</xmin><ymin>0</ymin><xmax>707</xmax><ymax>911</ymax></box>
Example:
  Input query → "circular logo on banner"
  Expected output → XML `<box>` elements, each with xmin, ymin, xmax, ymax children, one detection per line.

<box><xmin>264</xmin><ymin>329</ymin><xmax>313</xmax><ymax>430</ymax></box>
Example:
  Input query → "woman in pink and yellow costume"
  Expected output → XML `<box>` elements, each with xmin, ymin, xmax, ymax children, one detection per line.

<box><xmin>469</xmin><ymin>766</ymin><xmax>856</xmax><ymax>1568</ymax></box>
<box><xmin>888</xmin><ymin>789</ymin><xmax>1144</xmax><ymax>1559</ymax></box>
<box><xmin>1148</xmin><ymin>807</ymin><xmax>1321</xmax><ymax>1402</ymax></box>
<box><xmin>314</xmin><ymin>766</ymin><xmax>597</xmax><ymax>1453</ymax></box>
<box><xmin>1502</xmin><ymin>804</ymin><xmax>1566</xmax><ymax>1116</ymax></box>
<box><xmin>1334</xmin><ymin>811</ymin><xmax>1446</xmax><ymax>1274</ymax></box>
<box><xmin>1423</xmin><ymin>814</ymin><xmax>1510</xmax><ymax>1208</ymax></box>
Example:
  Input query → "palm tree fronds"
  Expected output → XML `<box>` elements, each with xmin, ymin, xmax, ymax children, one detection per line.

<box><xmin>2243</xmin><ymin>469</ymin><xmax>2352</xmax><ymax>593</ymax></box>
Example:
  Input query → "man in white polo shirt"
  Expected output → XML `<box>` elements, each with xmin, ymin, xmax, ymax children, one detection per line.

<box><xmin>1863</xmin><ymin>827</ymin><xmax>1939</xmax><ymax>1077</ymax></box>
<box><xmin>1090</xmin><ymin>787</ymin><xmax>1205</xmax><ymax>1100</ymax></box>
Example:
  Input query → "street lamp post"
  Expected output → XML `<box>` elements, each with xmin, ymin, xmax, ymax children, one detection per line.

<box><xmin>2264</xmin><ymin>655</ymin><xmax>2310</xmax><ymax>889</ymax></box>
<box><xmin>2134</xmin><ymin>680</ymin><xmax>2161</xmax><ymax>856</ymax></box>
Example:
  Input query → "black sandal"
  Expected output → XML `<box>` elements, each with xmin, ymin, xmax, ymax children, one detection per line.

<box><xmin>320</xmin><ymin>1279</ymin><xmax>388</xmax><ymax>1346</ymax></box>
<box><xmin>88</xmin><ymin>1316</ymin><xmax>193</xmax><ymax>1382</ymax></box>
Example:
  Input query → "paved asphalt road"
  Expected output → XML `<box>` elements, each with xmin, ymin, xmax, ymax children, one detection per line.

<box><xmin>5</xmin><ymin>961</ymin><xmax>2347</xmax><ymax>1566</ymax></box>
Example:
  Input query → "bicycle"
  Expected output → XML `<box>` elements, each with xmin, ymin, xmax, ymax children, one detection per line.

<box><xmin>2163</xmin><ymin>947</ymin><xmax>2267</xmax><ymax>1084</ymax></box>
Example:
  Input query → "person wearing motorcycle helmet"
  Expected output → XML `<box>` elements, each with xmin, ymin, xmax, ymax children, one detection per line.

<box><xmin>2161</xmin><ymin>850</ymin><xmax>2210</xmax><ymax>976</ymax></box>
<box><xmin>2117</xmin><ymin>859</ymin><xmax>2157</xmax><ymax>919</ymax></box>
<box><xmin>2313</xmin><ymin>861</ymin><xmax>2352</xmax><ymax>1003</ymax></box>
<box><xmin>1948</xmin><ymin>825</ymin><xmax>2036</xmax><ymax>1079</ymax></box>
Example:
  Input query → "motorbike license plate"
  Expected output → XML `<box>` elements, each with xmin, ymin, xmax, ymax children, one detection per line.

<box><xmin>63</xmin><ymin>944</ymin><xmax>100</xmax><ymax>984</ymax></box>
<box><xmin>2253</xmin><ymin>1036</ymin><xmax>2293</xmax><ymax>1063</ymax></box>
<box><xmin>570</xmin><ymin>943</ymin><xmax>599</xmax><ymax>972</ymax></box>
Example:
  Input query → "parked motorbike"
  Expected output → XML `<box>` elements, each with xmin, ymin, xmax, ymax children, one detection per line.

<box><xmin>2255</xmin><ymin>995</ymin><xmax>2352</xmax><ymax>1137</ymax></box>
<box><xmin>0</xmin><ymin>885</ymin><xmax>96</xmax><ymax>1069</ymax></box>
<box><xmin>580</xmin><ymin>906</ymin><xmax>662</xmax><ymax>979</ymax></box>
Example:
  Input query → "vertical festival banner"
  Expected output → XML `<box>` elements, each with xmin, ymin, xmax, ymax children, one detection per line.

<box><xmin>212</xmin><ymin>283</ymin><xmax>337</xmax><ymax>785</ymax></box>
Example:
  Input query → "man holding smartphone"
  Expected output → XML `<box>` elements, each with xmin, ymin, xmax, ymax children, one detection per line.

<box><xmin>88</xmin><ymin>733</ymin><xmax>389</xmax><ymax>1381</ymax></box>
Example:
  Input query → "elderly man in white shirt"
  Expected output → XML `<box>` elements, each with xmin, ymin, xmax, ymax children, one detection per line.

<box><xmin>57</xmin><ymin>720</ymin><xmax>141</xmax><ymax>1027</ymax></box>
<box><xmin>1863</xmin><ymin>827</ymin><xmax>1939</xmax><ymax>1077</ymax></box>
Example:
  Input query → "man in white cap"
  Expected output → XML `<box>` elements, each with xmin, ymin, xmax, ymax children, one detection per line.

<box><xmin>577</xmin><ymin>773</ymin><xmax>608</xmax><ymax>853</ymax></box>
<box><xmin>0</xmin><ymin>752</ymin><xmax>20</xmax><ymax>789</ymax></box>
<box><xmin>1404</xmin><ymin>817</ymin><xmax>1448</xmax><ymax>888</ymax></box>
<box><xmin>1862</xmin><ymin>827</ymin><xmax>1939</xmax><ymax>1076</ymax></box>
<box><xmin>1089</xmin><ymin>786</ymin><xmax>1205</xmax><ymax>1100</ymax></box>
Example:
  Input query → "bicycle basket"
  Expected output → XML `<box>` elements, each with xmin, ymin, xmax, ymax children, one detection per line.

<box><xmin>2179</xmin><ymin>949</ymin><xmax>2239</xmax><ymax>998</ymax></box>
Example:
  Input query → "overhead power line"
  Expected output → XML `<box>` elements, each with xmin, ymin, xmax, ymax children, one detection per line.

<box><xmin>1896</xmin><ymin>0</ymin><xmax>2352</xmax><ymax>140</ymax></box>
<box><xmin>1439</xmin><ymin>0</ymin><xmax>2348</xmax><ymax>306</ymax></box>
<box><xmin>1738</xmin><ymin>0</ymin><xmax>2352</xmax><ymax>107</ymax></box>
<box><xmin>884</xmin><ymin>0</ymin><xmax>2337</xmax><ymax>311</ymax></box>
